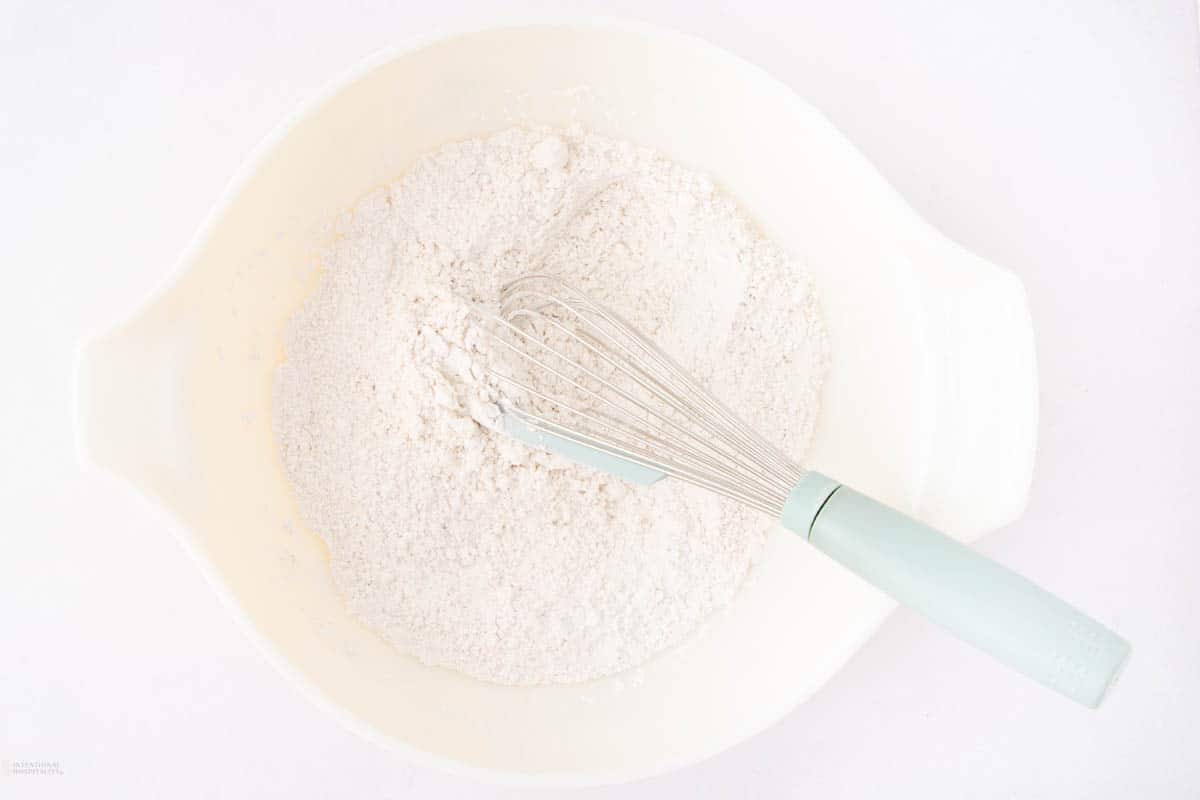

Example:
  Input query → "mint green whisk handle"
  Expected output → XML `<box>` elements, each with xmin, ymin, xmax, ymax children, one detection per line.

<box><xmin>781</xmin><ymin>472</ymin><xmax>1130</xmax><ymax>708</ymax></box>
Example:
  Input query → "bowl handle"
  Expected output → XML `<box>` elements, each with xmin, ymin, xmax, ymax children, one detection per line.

<box><xmin>903</xmin><ymin>230</ymin><xmax>1039</xmax><ymax>537</ymax></box>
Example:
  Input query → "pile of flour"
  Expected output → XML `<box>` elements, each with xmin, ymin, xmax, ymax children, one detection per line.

<box><xmin>273</xmin><ymin>126</ymin><xmax>828</xmax><ymax>685</ymax></box>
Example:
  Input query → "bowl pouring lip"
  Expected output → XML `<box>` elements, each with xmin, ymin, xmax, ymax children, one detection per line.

<box><xmin>72</xmin><ymin>16</ymin><xmax>1032</xmax><ymax>787</ymax></box>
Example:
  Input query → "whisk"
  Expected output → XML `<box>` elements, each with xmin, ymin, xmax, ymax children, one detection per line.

<box><xmin>473</xmin><ymin>274</ymin><xmax>1129</xmax><ymax>707</ymax></box>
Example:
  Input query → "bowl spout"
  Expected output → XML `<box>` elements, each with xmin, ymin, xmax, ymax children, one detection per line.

<box><xmin>75</xmin><ymin>302</ymin><xmax>199</xmax><ymax>513</ymax></box>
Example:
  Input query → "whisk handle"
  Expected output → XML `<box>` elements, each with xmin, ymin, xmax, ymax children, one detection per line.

<box><xmin>781</xmin><ymin>473</ymin><xmax>1130</xmax><ymax>708</ymax></box>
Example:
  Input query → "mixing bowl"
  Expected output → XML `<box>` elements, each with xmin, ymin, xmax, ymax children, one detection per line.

<box><xmin>74</xmin><ymin>22</ymin><xmax>1037</xmax><ymax>785</ymax></box>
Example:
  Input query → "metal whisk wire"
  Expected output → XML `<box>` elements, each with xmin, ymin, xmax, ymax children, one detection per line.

<box><xmin>473</xmin><ymin>274</ymin><xmax>805</xmax><ymax>516</ymax></box>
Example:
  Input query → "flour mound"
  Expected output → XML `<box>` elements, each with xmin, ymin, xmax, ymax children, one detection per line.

<box><xmin>273</xmin><ymin>127</ymin><xmax>828</xmax><ymax>685</ymax></box>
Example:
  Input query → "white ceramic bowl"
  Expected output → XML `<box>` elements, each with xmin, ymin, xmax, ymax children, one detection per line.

<box><xmin>74</xmin><ymin>22</ymin><xmax>1037</xmax><ymax>786</ymax></box>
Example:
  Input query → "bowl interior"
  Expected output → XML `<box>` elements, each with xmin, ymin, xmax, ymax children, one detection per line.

<box><xmin>78</xmin><ymin>24</ymin><xmax>1036</xmax><ymax>783</ymax></box>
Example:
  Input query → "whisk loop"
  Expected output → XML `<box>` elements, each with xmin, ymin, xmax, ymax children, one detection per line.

<box><xmin>473</xmin><ymin>274</ymin><xmax>802</xmax><ymax>515</ymax></box>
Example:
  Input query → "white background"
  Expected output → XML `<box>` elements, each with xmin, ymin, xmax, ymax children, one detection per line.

<box><xmin>3</xmin><ymin>1</ymin><xmax>1199</xmax><ymax>797</ymax></box>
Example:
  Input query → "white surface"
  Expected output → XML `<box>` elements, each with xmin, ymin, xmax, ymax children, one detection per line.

<box><xmin>2</xmin><ymin>0</ymin><xmax>1198</xmax><ymax>796</ymax></box>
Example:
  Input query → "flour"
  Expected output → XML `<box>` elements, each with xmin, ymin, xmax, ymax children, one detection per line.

<box><xmin>273</xmin><ymin>126</ymin><xmax>828</xmax><ymax>686</ymax></box>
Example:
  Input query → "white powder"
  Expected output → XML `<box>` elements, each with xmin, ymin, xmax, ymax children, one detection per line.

<box><xmin>273</xmin><ymin>126</ymin><xmax>828</xmax><ymax>686</ymax></box>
